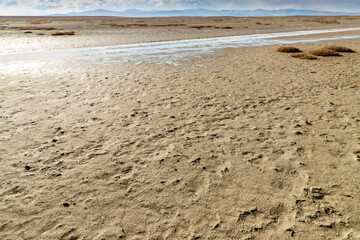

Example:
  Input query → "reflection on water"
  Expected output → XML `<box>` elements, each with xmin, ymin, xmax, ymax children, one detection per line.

<box><xmin>1</xmin><ymin>27</ymin><xmax>360</xmax><ymax>74</ymax></box>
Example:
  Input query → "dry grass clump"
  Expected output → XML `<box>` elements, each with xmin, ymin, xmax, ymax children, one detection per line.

<box><xmin>280</xmin><ymin>45</ymin><xmax>355</xmax><ymax>59</ymax></box>
<box><xmin>309</xmin><ymin>49</ymin><xmax>341</xmax><ymax>56</ymax></box>
<box><xmin>126</xmin><ymin>23</ymin><xmax>148</xmax><ymax>27</ymax></box>
<box><xmin>188</xmin><ymin>25</ymin><xmax>232</xmax><ymax>29</ymax></box>
<box><xmin>291</xmin><ymin>53</ymin><xmax>317</xmax><ymax>60</ymax></box>
<box><xmin>189</xmin><ymin>25</ymin><xmax>212</xmax><ymax>29</ymax></box>
<box><xmin>152</xmin><ymin>24</ymin><xmax>186</xmax><ymax>27</ymax></box>
<box><xmin>277</xmin><ymin>47</ymin><xmax>302</xmax><ymax>53</ymax></box>
<box><xmin>101</xmin><ymin>23</ymin><xmax>148</xmax><ymax>27</ymax></box>
<box><xmin>12</xmin><ymin>26</ymin><xmax>57</xmax><ymax>30</ymax></box>
<box><xmin>51</xmin><ymin>31</ymin><xmax>75</xmax><ymax>36</ymax></box>
<box><xmin>101</xmin><ymin>23</ymin><xmax>126</xmax><ymax>27</ymax></box>
<box><xmin>321</xmin><ymin>45</ymin><xmax>355</xmax><ymax>53</ymax></box>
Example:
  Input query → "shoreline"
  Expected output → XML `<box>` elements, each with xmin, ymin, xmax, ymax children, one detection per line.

<box><xmin>1</xmin><ymin>15</ymin><xmax>360</xmax><ymax>53</ymax></box>
<box><xmin>1</xmin><ymin>27</ymin><xmax>360</xmax><ymax>75</ymax></box>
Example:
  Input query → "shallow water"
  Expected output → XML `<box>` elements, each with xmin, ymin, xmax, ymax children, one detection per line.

<box><xmin>1</xmin><ymin>27</ymin><xmax>360</xmax><ymax>74</ymax></box>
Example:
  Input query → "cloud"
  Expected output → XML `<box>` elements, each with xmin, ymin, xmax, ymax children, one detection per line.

<box><xmin>0</xmin><ymin>0</ymin><xmax>359</xmax><ymax>15</ymax></box>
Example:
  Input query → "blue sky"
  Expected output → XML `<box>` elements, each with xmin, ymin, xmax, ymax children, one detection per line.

<box><xmin>1</xmin><ymin>0</ymin><xmax>359</xmax><ymax>15</ymax></box>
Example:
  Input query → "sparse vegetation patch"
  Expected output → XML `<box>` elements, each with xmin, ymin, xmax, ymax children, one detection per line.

<box><xmin>152</xmin><ymin>24</ymin><xmax>186</xmax><ymax>27</ymax></box>
<box><xmin>11</xmin><ymin>26</ymin><xmax>57</xmax><ymax>30</ymax></box>
<box><xmin>189</xmin><ymin>25</ymin><xmax>213</xmax><ymax>29</ymax></box>
<box><xmin>101</xmin><ymin>23</ymin><xmax>149</xmax><ymax>27</ymax></box>
<box><xmin>188</xmin><ymin>25</ymin><xmax>232</xmax><ymax>29</ymax></box>
<box><xmin>321</xmin><ymin>46</ymin><xmax>355</xmax><ymax>53</ymax></box>
<box><xmin>277</xmin><ymin>47</ymin><xmax>302</xmax><ymax>53</ymax></box>
<box><xmin>291</xmin><ymin>53</ymin><xmax>317</xmax><ymax>60</ymax></box>
<box><xmin>51</xmin><ymin>31</ymin><xmax>75</xmax><ymax>36</ymax></box>
<box><xmin>309</xmin><ymin>49</ymin><xmax>341</xmax><ymax>56</ymax></box>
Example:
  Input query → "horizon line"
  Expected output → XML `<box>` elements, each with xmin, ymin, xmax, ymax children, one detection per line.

<box><xmin>1</xmin><ymin>8</ymin><xmax>359</xmax><ymax>17</ymax></box>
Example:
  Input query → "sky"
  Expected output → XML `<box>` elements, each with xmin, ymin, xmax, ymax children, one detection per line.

<box><xmin>0</xmin><ymin>0</ymin><xmax>360</xmax><ymax>16</ymax></box>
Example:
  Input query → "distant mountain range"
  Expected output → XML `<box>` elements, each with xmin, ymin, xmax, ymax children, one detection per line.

<box><xmin>50</xmin><ymin>8</ymin><xmax>360</xmax><ymax>17</ymax></box>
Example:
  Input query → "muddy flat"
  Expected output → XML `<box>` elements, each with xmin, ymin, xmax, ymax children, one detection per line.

<box><xmin>0</xmin><ymin>16</ymin><xmax>359</xmax><ymax>239</ymax></box>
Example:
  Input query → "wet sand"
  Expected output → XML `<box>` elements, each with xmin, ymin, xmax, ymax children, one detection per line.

<box><xmin>1</xmin><ymin>15</ymin><xmax>360</xmax><ymax>53</ymax></box>
<box><xmin>0</xmin><ymin>16</ymin><xmax>359</xmax><ymax>239</ymax></box>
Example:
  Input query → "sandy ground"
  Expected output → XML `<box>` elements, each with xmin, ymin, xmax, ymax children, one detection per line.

<box><xmin>0</xmin><ymin>17</ymin><xmax>360</xmax><ymax>239</ymax></box>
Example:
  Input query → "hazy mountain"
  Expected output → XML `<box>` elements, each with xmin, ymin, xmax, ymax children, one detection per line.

<box><xmin>50</xmin><ymin>8</ymin><xmax>359</xmax><ymax>17</ymax></box>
